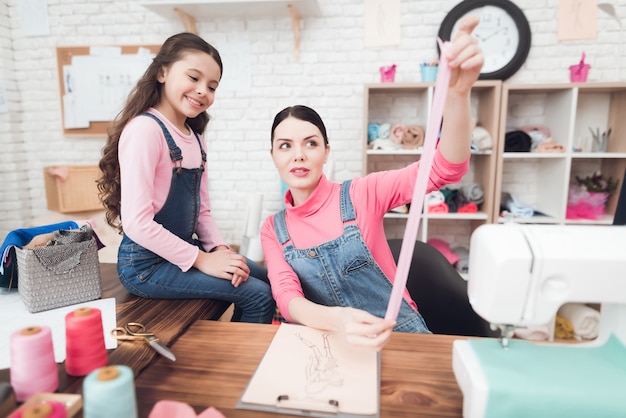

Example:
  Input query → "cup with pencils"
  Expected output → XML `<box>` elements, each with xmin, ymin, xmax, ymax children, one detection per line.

<box><xmin>420</xmin><ymin>61</ymin><xmax>438</xmax><ymax>82</ymax></box>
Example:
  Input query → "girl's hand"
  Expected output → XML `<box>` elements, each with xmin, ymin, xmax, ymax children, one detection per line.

<box><xmin>194</xmin><ymin>248</ymin><xmax>250</xmax><ymax>287</ymax></box>
<box><xmin>333</xmin><ymin>307</ymin><xmax>396</xmax><ymax>351</ymax></box>
<box><xmin>443</xmin><ymin>14</ymin><xmax>484</xmax><ymax>95</ymax></box>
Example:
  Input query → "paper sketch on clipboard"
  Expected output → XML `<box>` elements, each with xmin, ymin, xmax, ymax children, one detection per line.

<box><xmin>237</xmin><ymin>323</ymin><xmax>380</xmax><ymax>418</ymax></box>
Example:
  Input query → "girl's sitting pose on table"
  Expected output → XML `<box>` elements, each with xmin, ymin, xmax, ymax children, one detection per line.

<box><xmin>260</xmin><ymin>15</ymin><xmax>484</xmax><ymax>349</ymax></box>
<box><xmin>98</xmin><ymin>32</ymin><xmax>275</xmax><ymax>324</ymax></box>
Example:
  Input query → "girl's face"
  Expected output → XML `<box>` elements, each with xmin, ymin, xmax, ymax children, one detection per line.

<box><xmin>156</xmin><ymin>51</ymin><xmax>221</xmax><ymax>132</ymax></box>
<box><xmin>271</xmin><ymin>116</ymin><xmax>330</xmax><ymax>205</ymax></box>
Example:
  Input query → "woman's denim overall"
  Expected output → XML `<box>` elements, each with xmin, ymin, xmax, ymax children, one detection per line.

<box><xmin>274</xmin><ymin>180</ymin><xmax>429</xmax><ymax>333</ymax></box>
<box><xmin>117</xmin><ymin>113</ymin><xmax>275</xmax><ymax>324</ymax></box>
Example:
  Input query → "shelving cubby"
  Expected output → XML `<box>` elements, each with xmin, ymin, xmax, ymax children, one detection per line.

<box><xmin>495</xmin><ymin>82</ymin><xmax>626</xmax><ymax>225</ymax></box>
<box><xmin>362</xmin><ymin>80</ymin><xmax>502</xmax><ymax>247</ymax></box>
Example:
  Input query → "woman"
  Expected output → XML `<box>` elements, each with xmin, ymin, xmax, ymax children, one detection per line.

<box><xmin>261</xmin><ymin>15</ymin><xmax>484</xmax><ymax>349</ymax></box>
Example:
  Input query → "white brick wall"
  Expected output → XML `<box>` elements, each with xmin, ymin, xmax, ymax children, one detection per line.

<box><xmin>1</xmin><ymin>0</ymin><xmax>625</xmax><ymax>246</ymax></box>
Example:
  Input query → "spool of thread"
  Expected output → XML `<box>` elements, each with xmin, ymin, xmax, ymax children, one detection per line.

<box><xmin>65</xmin><ymin>307</ymin><xmax>108</xmax><ymax>376</ymax></box>
<box><xmin>9</xmin><ymin>400</ymin><xmax>67</xmax><ymax>418</ymax></box>
<box><xmin>9</xmin><ymin>326</ymin><xmax>59</xmax><ymax>402</ymax></box>
<box><xmin>83</xmin><ymin>365</ymin><xmax>137</xmax><ymax>418</ymax></box>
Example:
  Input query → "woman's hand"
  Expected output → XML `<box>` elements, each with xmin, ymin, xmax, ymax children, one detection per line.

<box><xmin>194</xmin><ymin>247</ymin><xmax>250</xmax><ymax>287</ymax></box>
<box><xmin>332</xmin><ymin>307</ymin><xmax>396</xmax><ymax>351</ymax></box>
<box><xmin>442</xmin><ymin>14</ymin><xmax>484</xmax><ymax>96</ymax></box>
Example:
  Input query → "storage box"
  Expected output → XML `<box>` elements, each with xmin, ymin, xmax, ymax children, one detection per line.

<box><xmin>44</xmin><ymin>165</ymin><xmax>103</xmax><ymax>213</ymax></box>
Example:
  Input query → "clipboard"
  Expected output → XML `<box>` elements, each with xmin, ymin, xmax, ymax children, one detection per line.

<box><xmin>236</xmin><ymin>323</ymin><xmax>380</xmax><ymax>417</ymax></box>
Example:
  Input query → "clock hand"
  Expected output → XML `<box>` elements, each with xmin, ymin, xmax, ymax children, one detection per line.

<box><xmin>476</xmin><ymin>26</ymin><xmax>508</xmax><ymax>42</ymax></box>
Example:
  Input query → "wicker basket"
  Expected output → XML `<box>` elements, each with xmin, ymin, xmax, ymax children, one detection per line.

<box><xmin>16</xmin><ymin>237</ymin><xmax>102</xmax><ymax>313</ymax></box>
<box><xmin>44</xmin><ymin>165</ymin><xmax>103</xmax><ymax>213</ymax></box>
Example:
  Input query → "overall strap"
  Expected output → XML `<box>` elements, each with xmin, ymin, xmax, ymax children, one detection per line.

<box><xmin>273</xmin><ymin>209</ymin><xmax>291</xmax><ymax>246</ymax></box>
<box><xmin>142</xmin><ymin>112</ymin><xmax>183</xmax><ymax>163</ymax></box>
<box><xmin>339</xmin><ymin>180</ymin><xmax>356</xmax><ymax>223</ymax></box>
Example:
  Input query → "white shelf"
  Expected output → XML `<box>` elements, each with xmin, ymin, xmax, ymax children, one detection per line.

<box><xmin>424</xmin><ymin>212</ymin><xmax>489</xmax><ymax>221</ymax></box>
<box><xmin>571</xmin><ymin>152</ymin><xmax>626</xmax><ymax>159</ymax></box>
<box><xmin>384</xmin><ymin>212</ymin><xmax>489</xmax><ymax>221</ymax></box>
<box><xmin>141</xmin><ymin>0</ymin><xmax>320</xmax><ymax>20</ymax></box>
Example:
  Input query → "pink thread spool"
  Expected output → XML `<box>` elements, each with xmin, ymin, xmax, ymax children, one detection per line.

<box><xmin>8</xmin><ymin>400</ymin><xmax>67</xmax><ymax>418</ymax></box>
<box><xmin>65</xmin><ymin>307</ymin><xmax>108</xmax><ymax>377</ymax></box>
<box><xmin>9</xmin><ymin>326</ymin><xmax>59</xmax><ymax>402</ymax></box>
<box><xmin>379</xmin><ymin>65</ymin><xmax>396</xmax><ymax>82</ymax></box>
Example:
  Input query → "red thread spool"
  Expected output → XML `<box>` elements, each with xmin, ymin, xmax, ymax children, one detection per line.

<box><xmin>9</xmin><ymin>400</ymin><xmax>67</xmax><ymax>418</ymax></box>
<box><xmin>65</xmin><ymin>307</ymin><xmax>107</xmax><ymax>376</ymax></box>
<box><xmin>9</xmin><ymin>326</ymin><xmax>59</xmax><ymax>402</ymax></box>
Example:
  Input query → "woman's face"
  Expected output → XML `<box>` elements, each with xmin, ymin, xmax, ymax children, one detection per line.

<box><xmin>271</xmin><ymin>116</ymin><xmax>330</xmax><ymax>205</ymax></box>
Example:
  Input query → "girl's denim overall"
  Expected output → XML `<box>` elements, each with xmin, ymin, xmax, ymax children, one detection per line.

<box><xmin>274</xmin><ymin>180</ymin><xmax>429</xmax><ymax>332</ymax></box>
<box><xmin>117</xmin><ymin>113</ymin><xmax>275</xmax><ymax>324</ymax></box>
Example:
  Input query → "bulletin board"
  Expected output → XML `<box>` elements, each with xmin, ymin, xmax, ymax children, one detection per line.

<box><xmin>56</xmin><ymin>44</ymin><xmax>161</xmax><ymax>137</ymax></box>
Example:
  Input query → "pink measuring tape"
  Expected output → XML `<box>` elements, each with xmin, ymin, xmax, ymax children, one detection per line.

<box><xmin>385</xmin><ymin>39</ymin><xmax>452</xmax><ymax>321</ymax></box>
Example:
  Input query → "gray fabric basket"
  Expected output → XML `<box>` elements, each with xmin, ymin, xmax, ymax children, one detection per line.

<box><xmin>16</xmin><ymin>228</ymin><xmax>102</xmax><ymax>313</ymax></box>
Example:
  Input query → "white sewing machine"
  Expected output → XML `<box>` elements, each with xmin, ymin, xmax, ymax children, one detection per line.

<box><xmin>453</xmin><ymin>223</ymin><xmax>626</xmax><ymax>418</ymax></box>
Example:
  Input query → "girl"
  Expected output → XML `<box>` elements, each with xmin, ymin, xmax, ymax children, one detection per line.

<box><xmin>98</xmin><ymin>32</ymin><xmax>275</xmax><ymax>324</ymax></box>
<box><xmin>260</xmin><ymin>15</ymin><xmax>484</xmax><ymax>348</ymax></box>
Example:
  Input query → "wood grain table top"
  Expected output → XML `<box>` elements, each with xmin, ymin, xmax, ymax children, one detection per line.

<box><xmin>133</xmin><ymin>321</ymin><xmax>471</xmax><ymax>418</ymax></box>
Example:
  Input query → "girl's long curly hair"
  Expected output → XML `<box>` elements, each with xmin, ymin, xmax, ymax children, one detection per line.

<box><xmin>97</xmin><ymin>32</ymin><xmax>223</xmax><ymax>232</ymax></box>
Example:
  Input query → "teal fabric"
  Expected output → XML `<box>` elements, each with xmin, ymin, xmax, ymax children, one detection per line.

<box><xmin>468</xmin><ymin>335</ymin><xmax>626</xmax><ymax>418</ymax></box>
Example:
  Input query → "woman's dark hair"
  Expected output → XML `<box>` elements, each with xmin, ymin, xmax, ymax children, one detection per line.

<box><xmin>97</xmin><ymin>32</ymin><xmax>223</xmax><ymax>231</ymax></box>
<box><xmin>270</xmin><ymin>105</ymin><xmax>329</xmax><ymax>148</ymax></box>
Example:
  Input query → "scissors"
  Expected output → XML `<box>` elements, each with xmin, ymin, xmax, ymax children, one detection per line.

<box><xmin>111</xmin><ymin>322</ymin><xmax>176</xmax><ymax>362</ymax></box>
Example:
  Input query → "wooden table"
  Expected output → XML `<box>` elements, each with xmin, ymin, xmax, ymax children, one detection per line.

<box><xmin>133</xmin><ymin>321</ymin><xmax>469</xmax><ymax>418</ymax></box>
<box><xmin>1</xmin><ymin>263</ymin><xmax>232</xmax><ymax>392</ymax></box>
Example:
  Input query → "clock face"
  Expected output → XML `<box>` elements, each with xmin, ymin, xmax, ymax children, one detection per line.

<box><xmin>438</xmin><ymin>0</ymin><xmax>531</xmax><ymax>80</ymax></box>
<box><xmin>450</xmin><ymin>6</ymin><xmax>520</xmax><ymax>74</ymax></box>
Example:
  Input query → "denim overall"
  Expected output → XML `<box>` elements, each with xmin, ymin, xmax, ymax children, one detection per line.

<box><xmin>117</xmin><ymin>113</ymin><xmax>275</xmax><ymax>324</ymax></box>
<box><xmin>274</xmin><ymin>180</ymin><xmax>429</xmax><ymax>332</ymax></box>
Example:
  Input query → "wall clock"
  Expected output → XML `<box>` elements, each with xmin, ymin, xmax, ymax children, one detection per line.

<box><xmin>438</xmin><ymin>0</ymin><xmax>531</xmax><ymax>80</ymax></box>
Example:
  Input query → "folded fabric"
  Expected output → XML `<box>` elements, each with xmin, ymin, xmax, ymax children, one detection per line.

<box><xmin>427</xmin><ymin>202</ymin><xmax>449</xmax><ymax>213</ymax></box>
<box><xmin>471</xmin><ymin>126</ymin><xmax>493</xmax><ymax>150</ymax></box>
<box><xmin>514</xmin><ymin>324</ymin><xmax>551</xmax><ymax>341</ymax></box>
<box><xmin>378</xmin><ymin>122</ymin><xmax>391</xmax><ymax>139</ymax></box>
<box><xmin>425</xmin><ymin>190</ymin><xmax>445</xmax><ymax>206</ymax></box>
<box><xmin>1</xmin><ymin>221</ymin><xmax>80</xmax><ymax>275</ymax></box>
<box><xmin>440</xmin><ymin>188</ymin><xmax>459</xmax><ymax>213</ymax></box>
<box><xmin>402</xmin><ymin>125</ymin><xmax>425</xmax><ymax>149</ymax></box>
<box><xmin>534</xmin><ymin>138</ymin><xmax>564</xmax><ymax>153</ymax></box>
<box><xmin>554</xmin><ymin>315</ymin><xmax>575</xmax><ymax>340</ymax></box>
<box><xmin>566</xmin><ymin>202</ymin><xmax>606</xmax><ymax>220</ymax></box>
<box><xmin>149</xmin><ymin>400</ymin><xmax>226</xmax><ymax>418</ymax></box>
<box><xmin>389</xmin><ymin>124</ymin><xmax>405</xmax><ymax>144</ymax></box>
<box><xmin>452</xmin><ymin>246</ymin><xmax>469</xmax><ymax>274</ymax></box>
<box><xmin>457</xmin><ymin>202</ymin><xmax>478</xmax><ymax>213</ymax></box>
<box><xmin>557</xmin><ymin>303</ymin><xmax>600</xmax><ymax>340</ymax></box>
<box><xmin>367</xmin><ymin>123</ymin><xmax>379</xmax><ymax>142</ymax></box>
<box><xmin>427</xmin><ymin>238</ymin><xmax>459</xmax><ymax>265</ymax></box>
<box><xmin>501</xmin><ymin>192</ymin><xmax>534</xmax><ymax>218</ymax></box>
<box><xmin>368</xmin><ymin>138</ymin><xmax>401</xmax><ymax>150</ymax></box>
<box><xmin>460</xmin><ymin>182</ymin><xmax>485</xmax><ymax>204</ymax></box>
<box><xmin>504</xmin><ymin>130</ymin><xmax>532</xmax><ymax>152</ymax></box>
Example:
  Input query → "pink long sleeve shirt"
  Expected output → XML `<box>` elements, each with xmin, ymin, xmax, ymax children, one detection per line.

<box><xmin>119</xmin><ymin>109</ymin><xmax>227</xmax><ymax>272</ymax></box>
<box><xmin>260</xmin><ymin>150</ymin><xmax>469</xmax><ymax>322</ymax></box>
